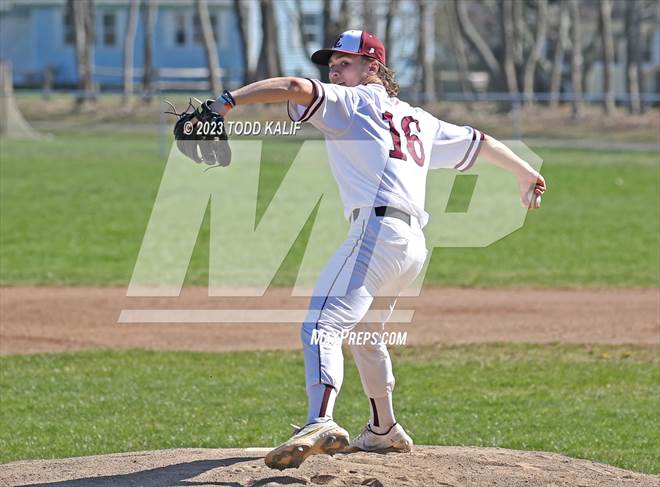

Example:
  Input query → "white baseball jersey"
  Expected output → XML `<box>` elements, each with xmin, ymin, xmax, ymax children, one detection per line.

<box><xmin>288</xmin><ymin>79</ymin><xmax>484</xmax><ymax>227</ymax></box>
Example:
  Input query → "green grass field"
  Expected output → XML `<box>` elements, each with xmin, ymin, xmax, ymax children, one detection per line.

<box><xmin>1</xmin><ymin>344</ymin><xmax>658</xmax><ymax>473</ymax></box>
<box><xmin>1</xmin><ymin>132</ymin><xmax>658</xmax><ymax>287</ymax></box>
<box><xmin>1</xmin><ymin>132</ymin><xmax>658</xmax><ymax>473</ymax></box>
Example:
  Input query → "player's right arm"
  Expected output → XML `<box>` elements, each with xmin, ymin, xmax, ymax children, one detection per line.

<box><xmin>480</xmin><ymin>135</ymin><xmax>546</xmax><ymax>209</ymax></box>
<box><xmin>428</xmin><ymin>120</ymin><xmax>545</xmax><ymax>209</ymax></box>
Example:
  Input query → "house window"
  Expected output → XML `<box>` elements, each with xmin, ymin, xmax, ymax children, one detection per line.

<box><xmin>103</xmin><ymin>13</ymin><xmax>116</xmax><ymax>47</ymax></box>
<box><xmin>174</xmin><ymin>13</ymin><xmax>186</xmax><ymax>45</ymax></box>
<box><xmin>193</xmin><ymin>13</ymin><xmax>218</xmax><ymax>44</ymax></box>
<box><xmin>63</xmin><ymin>10</ymin><xmax>75</xmax><ymax>45</ymax></box>
<box><xmin>302</xmin><ymin>13</ymin><xmax>319</xmax><ymax>44</ymax></box>
<box><xmin>641</xmin><ymin>30</ymin><xmax>653</xmax><ymax>63</ymax></box>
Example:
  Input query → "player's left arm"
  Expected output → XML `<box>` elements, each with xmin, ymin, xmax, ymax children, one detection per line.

<box><xmin>479</xmin><ymin>134</ymin><xmax>547</xmax><ymax>209</ymax></box>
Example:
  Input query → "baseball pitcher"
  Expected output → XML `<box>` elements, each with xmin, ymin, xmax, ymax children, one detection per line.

<box><xmin>176</xmin><ymin>30</ymin><xmax>546</xmax><ymax>470</ymax></box>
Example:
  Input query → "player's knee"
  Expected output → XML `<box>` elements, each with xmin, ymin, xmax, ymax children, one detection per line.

<box><xmin>300</xmin><ymin>322</ymin><xmax>314</xmax><ymax>344</ymax></box>
<box><xmin>301</xmin><ymin>322</ymin><xmax>333</xmax><ymax>348</ymax></box>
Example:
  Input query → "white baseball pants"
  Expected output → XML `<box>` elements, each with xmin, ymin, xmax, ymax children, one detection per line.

<box><xmin>301</xmin><ymin>208</ymin><xmax>428</xmax><ymax>399</ymax></box>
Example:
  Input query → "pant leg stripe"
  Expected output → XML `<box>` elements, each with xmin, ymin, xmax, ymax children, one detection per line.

<box><xmin>313</xmin><ymin>220</ymin><xmax>367</xmax><ymax>383</ymax></box>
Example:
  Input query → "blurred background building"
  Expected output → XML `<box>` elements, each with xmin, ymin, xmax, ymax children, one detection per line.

<box><xmin>0</xmin><ymin>0</ymin><xmax>658</xmax><ymax>112</ymax></box>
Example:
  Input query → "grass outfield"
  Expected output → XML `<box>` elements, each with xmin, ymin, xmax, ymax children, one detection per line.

<box><xmin>0</xmin><ymin>344</ymin><xmax>657</xmax><ymax>473</ymax></box>
<box><xmin>0</xmin><ymin>132</ymin><xmax>658</xmax><ymax>287</ymax></box>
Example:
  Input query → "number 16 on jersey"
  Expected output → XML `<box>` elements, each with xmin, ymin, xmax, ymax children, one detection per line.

<box><xmin>382</xmin><ymin>111</ymin><xmax>425</xmax><ymax>167</ymax></box>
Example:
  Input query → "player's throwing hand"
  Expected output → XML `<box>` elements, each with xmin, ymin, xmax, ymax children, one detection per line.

<box><xmin>519</xmin><ymin>172</ymin><xmax>547</xmax><ymax>209</ymax></box>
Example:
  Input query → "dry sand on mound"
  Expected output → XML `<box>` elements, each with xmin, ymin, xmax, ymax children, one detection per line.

<box><xmin>1</xmin><ymin>447</ymin><xmax>657</xmax><ymax>487</ymax></box>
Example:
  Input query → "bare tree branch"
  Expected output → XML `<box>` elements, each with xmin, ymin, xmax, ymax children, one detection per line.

<box><xmin>256</xmin><ymin>0</ymin><xmax>282</xmax><ymax>79</ymax></box>
<box><xmin>362</xmin><ymin>0</ymin><xmax>377</xmax><ymax>34</ymax></box>
<box><xmin>550</xmin><ymin>0</ymin><xmax>570</xmax><ymax>108</ymax></box>
<box><xmin>384</xmin><ymin>0</ymin><xmax>399</xmax><ymax>55</ymax></box>
<box><xmin>625</xmin><ymin>0</ymin><xmax>642</xmax><ymax>113</ymax></box>
<box><xmin>233</xmin><ymin>0</ymin><xmax>254</xmax><ymax>84</ymax></box>
<box><xmin>501</xmin><ymin>0</ymin><xmax>519</xmax><ymax>96</ymax></box>
<box><xmin>197</xmin><ymin>0</ymin><xmax>221</xmax><ymax>95</ymax></box>
<box><xmin>321</xmin><ymin>0</ymin><xmax>336</xmax><ymax>82</ymax></box>
<box><xmin>319</xmin><ymin>0</ymin><xmax>349</xmax><ymax>82</ymax></box>
<box><xmin>456</xmin><ymin>0</ymin><xmax>501</xmax><ymax>77</ymax></box>
<box><xmin>448</xmin><ymin>0</ymin><xmax>472</xmax><ymax>96</ymax></box>
<box><xmin>70</xmin><ymin>0</ymin><xmax>96</xmax><ymax>108</ymax></box>
<box><xmin>122</xmin><ymin>0</ymin><xmax>139</xmax><ymax>105</ymax></box>
<box><xmin>338</xmin><ymin>0</ymin><xmax>350</xmax><ymax>32</ymax></box>
<box><xmin>141</xmin><ymin>0</ymin><xmax>157</xmax><ymax>104</ymax></box>
<box><xmin>568</xmin><ymin>0</ymin><xmax>583</xmax><ymax>118</ymax></box>
<box><xmin>417</xmin><ymin>0</ymin><xmax>436</xmax><ymax>102</ymax></box>
<box><xmin>523</xmin><ymin>0</ymin><xmax>548</xmax><ymax>105</ymax></box>
<box><xmin>599</xmin><ymin>0</ymin><xmax>616</xmax><ymax>114</ymax></box>
<box><xmin>512</xmin><ymin>0</ymin><xmax>524</xmax><ymax>66</ymax></box>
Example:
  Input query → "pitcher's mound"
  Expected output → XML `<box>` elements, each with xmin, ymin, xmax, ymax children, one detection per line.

<box><xmin>2</xmin><ymin>446</ymin><xmax>656</xmax><ymax>487</ymax></box>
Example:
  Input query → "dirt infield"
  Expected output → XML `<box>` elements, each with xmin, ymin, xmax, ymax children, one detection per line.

<box><xmin>2</xmin><ymin>446</ymin><xmax>658</xmax><ymax>487</ymax></box>
<box><xmin>0</xmin><ymin>286</ymin><xmax>657</xmax><ymax>354</ymax></box>
<box><xmin>1</xmin><ymin>286</ymin><xmax>658</xmax><ymax>485</ymax></box>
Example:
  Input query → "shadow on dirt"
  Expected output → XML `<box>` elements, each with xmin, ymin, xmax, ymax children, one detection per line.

<box><xmin>14</xmin><ymin>456</ymin><xmax>275</xmax><ymax>487</ymax></box>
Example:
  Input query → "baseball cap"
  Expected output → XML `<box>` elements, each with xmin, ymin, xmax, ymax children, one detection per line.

<box><xmin>311</xmin><ymin>30</ymin><xmax>386</xmax><ymax>66</ymax></box>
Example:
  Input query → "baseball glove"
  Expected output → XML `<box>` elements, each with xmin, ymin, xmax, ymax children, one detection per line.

<box><xmin>165</xmin><ymin>98</ymin><xmax>231</xmax><ymax>167</ymax></box>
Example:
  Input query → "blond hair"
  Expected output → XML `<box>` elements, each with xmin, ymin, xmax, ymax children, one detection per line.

<box><xmin>376</xmin><ymin>63</ymin><xmax>399</xmax><ymax>97</ymax></box>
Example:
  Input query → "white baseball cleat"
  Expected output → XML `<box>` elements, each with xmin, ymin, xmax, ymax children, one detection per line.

<box><xmin>347</xmin><ymin>423</ymin><xmax>413</xmax><ymax>453</ymax></box>
<box><xmin>264</xmin><ymin>419</ymin><xmax>350</xmax><ymax>470</ymax></box>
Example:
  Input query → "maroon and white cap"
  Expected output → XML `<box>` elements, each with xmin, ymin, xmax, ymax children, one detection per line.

<box><xmin>311</xmin><ymin>30</ymin><xmax>386</xmax><ymax>66</ymax></box>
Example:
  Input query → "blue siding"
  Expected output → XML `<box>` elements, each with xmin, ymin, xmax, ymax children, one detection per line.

<box><xmin>0</xmin><ymin>2</ymin><xmax>247</xmax><ymax>89</ymax></box>
<box><xmin>35</xmin><ymin>7</ymin><xmax>77</xmax><ymax>83</ymax></box>
<box><xmin>0</xmin><ymin>5</ymin><xmax>39</xmax><ymax>80</ymax></box>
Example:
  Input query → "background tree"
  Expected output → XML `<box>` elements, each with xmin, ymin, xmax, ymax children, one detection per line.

<box><xmin>68</xmin><ymin>0</ymin><xmax>95</xmax><ymax>110</ymax></box>
<box><xmin>625</xmin><ymin>0</ymin><xmax>642</xmax><ymax>114</ymax></box>
<box><xmin>598</xmin><ymin>0</ymin><xmax>616</xmax><ymax>114</ymax></box>
<box><xmin>141</xmin><ymin>0</ymin><xmax>157</xmax><ymax>104</ymax></box>
<box><xmin>500</xmin><ymin>0</ymin><xmax>520</xmax><ymax>98</ymax></box>
<box><xmin>523</xmin><ymin>0</ymin><xmax>548</xmax><ymax>106</ymax></box>
<box><xmin>362</xmin><ymin>0</ymin><xmax>377</xmax><ymax>34</ymax></box>
<box><xmin>256</xmin><ymin>0</ymin><xmax>282</xmax><ymax>79</ymax></box>
<box><xmin>338</xmin><ymin>0</ymin><xmax>350</xmax><ymax>33</ymax></box>
<box><xmin>233</xmin><ymin>0</ymin><xmax>254</xmax><ymax>85</ymax></box>
<box><xmin>447</xmin><ymin>0</ymin><xmax>472</xmax><ymax>97</ymax></box>
<box><xmin>549</xmin><ymin>0</ymin><xmax>570</xmax><ymax>108</ymax></box>
<box><xmin>384</xmin><ymin>0</ymin><xmax>399</xmax><ymax>55</ymax></box>
<box><xmin>321</xmin><ymin>0</ymin><xmax>350</xmax><ymax>82</ymax></box>
<box><xmin>568</xmin><ymin>0</ymin><xmax>583</xmax><ymax>118</ymax></box>
<box><xmin>197</xmin><ymin>0</ymin><xmax>221</xmax><ymax>95</ymax></box>
<box><xmin>0</xmin><ymin>60</ymin><xmax>38</xmax><ymax>137</ymax></box>
<box><xmin>512</xmin><ymin>0</ymin><xmax>525</xmax><ymax>70</ymax></box>
<box><xmin>455</xmin><ymin>0</ymin><xmax>502</xmax><ymax>89</ymax></box>
<box><xmin>122</xmin><ymin>0</ymin><xmax>140</xmax><ymax>106</ymax></box>
<box><xmin>417</xmin><ymin>0</ymin><xmax>436</xmax><ymax>103</ymax></box>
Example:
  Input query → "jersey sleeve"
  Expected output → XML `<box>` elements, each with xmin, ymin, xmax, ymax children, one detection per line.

<box><xmin>428</xmin><ymin>120</ymin><xmax>485</xmax><ymax>172</ymax></box>
<box><xmin>287</xmin><ymin>79</ymin><xmax>359</xmax><ymax>136</ymax></box>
